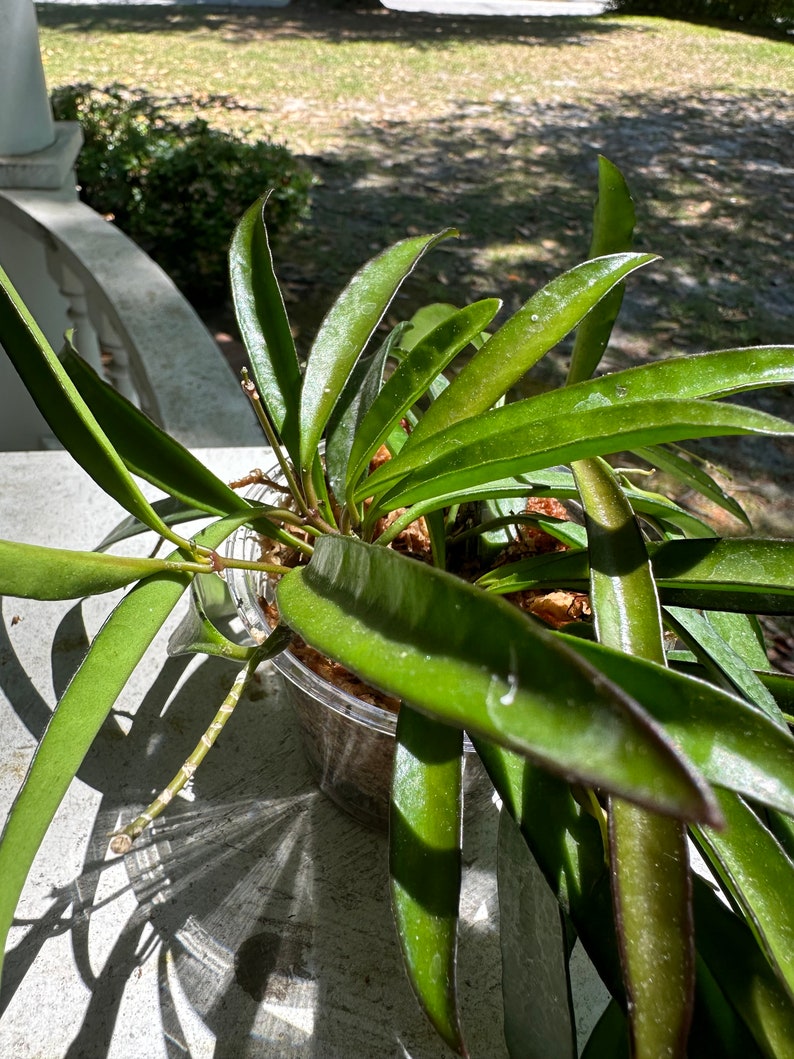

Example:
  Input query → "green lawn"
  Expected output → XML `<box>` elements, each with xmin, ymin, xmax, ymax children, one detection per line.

<box><xmin>37</xmin><ymin>6</ymin><xmax>793</xmax><ymax>152</ymax></box>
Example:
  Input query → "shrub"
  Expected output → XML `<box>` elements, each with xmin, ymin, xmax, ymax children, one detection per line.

<box><xmin>605</xmin><ymin>0</ymin><xmax>794</xmax><ymax>30</ymax></box>
<box><xmin>50</xmin><ymin>83</ymin><xmax>314</xmax><ymax>304</ymax></box>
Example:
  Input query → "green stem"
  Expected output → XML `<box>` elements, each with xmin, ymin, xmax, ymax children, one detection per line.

<box><xmin>241</xmin><ymin>370</ymin><xmax>309</xmax><ymax>517</ymax></box>
<box><xmin>109</xmin><ymin>651</ymin><xmax>263</xmax><ymax>853</ymax></box>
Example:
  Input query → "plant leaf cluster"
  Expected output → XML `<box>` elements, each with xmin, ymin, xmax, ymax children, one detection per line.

<box><xmin>0</xmin><ymin>157</ymin><xmax>793</xmax><ymax>1056</ymax></box>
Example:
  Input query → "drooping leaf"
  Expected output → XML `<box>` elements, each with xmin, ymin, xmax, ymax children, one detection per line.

<box><xmin>497</xmin><ymin>807</ymin><xmax>576</xmax><ymax>1059</ymax></box>
<box><xmin>0</xmin><ymin>538</ymin><xmax>204</xmax><ymax>600</ymax></box>
<box><xmin>406</xmin><ymin>252</ymin><xmax>657</xmax><ymax>446</ymax></box>
<box><xmin>0</xmin><ymin>265</ymin><xmax>188</xmax><ymax>546</ymax></box>
<box><xmin>390</xmin><ymin>706</ymin><xmax>465</xmax><ymax>1055</ymax></box>
<box><xmin>474</xmin><ymin>741</ymin><xmax>623</xmax><ymax>1000</ymax></box>
<box><xmin>695</xmin><ymin>790</ymin><xmax>794</xmax><ymax>1000</ymax></box>
<box><xmin>61</xmin><ymin>345</ymin><xmax>250</xmax><ymax>517</ymax></box>
<box><xmin>298</xmin><ymin>230</ymin><xmax>456</xmax><ymax>477</ymax></box>
<box><xmin>567</xmin><ymin>155</ymin><xmax>635</xmax><ymax>386</ymax></box>
<box><xmin>554</xmin><ymin>635</ymin><xmax>794</xmax><ymax>818</ymax></box>
<box><xmin>0</xmin><ymin>512</ymin><xmax>266</xmax><ymax>988</ymax></box>
<box><xmin>276</xmin><ymin>535</ymin><xmax>719</xmax><ymax>823</ymax></box>
<box><xmin>229</xmin><ymin>194</ymin><xmax>301</xmax><ymax>461</ymax></box>
<box><xmin>693</xmin><ymin>877</ymin><xmax>794</xmax><ymax>1057</ymax></box>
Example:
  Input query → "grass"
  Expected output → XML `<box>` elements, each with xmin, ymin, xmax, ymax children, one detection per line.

<box><xmin>35</xmin><ymin>2</ymin><xmax>793</xmax><ymax>532</ymax></box>
<box><xmin>37</xmin><ymin>7</ymin><xmax>793</xmax><ymax>151</ymax></box>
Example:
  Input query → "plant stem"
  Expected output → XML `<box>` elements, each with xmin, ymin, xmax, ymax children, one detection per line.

<box><xmin>109</xmin><ymin>651</ymin><xmax>263</xmax><ymax>854</ymax></box>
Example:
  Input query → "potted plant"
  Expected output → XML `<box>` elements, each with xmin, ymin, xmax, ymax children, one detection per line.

<box><xmin>0</xmin><ymin>158</ymin><xmax>792</xmax><ymax>1057</ymax></box>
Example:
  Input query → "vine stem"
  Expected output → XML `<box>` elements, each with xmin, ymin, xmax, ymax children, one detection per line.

<box><xmin>109</xmin><ymin>650</ymin><xmax>264</xmax><ymax>854</ymax></box>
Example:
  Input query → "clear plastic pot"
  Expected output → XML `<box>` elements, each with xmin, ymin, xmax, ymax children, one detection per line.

<box><xmin>225</xmin><ymin>483</ymin><xmax>478</xmax><ymax>830</ymax></box>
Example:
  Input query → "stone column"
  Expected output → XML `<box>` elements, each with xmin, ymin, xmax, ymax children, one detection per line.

<box><xmin>0</xmin><ymin>0</ymin><xmax>55</xmax><ymax>155</ymax></box>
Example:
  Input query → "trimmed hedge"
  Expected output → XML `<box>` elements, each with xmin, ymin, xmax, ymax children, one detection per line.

<box><xmin>605</xmin><ymin>0</ymin><xmax>794</xmax><ymax>29</ymax></box>
<box><xmin>51</xmin><ymin>84</ymin><xmax>314</xmax><ymax>305</ymax></box>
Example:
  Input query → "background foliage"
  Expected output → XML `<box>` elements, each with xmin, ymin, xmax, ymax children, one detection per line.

<box><xmin>50</xmin><ymin>84</ymin><xmax>314</xmax><ymax>303</ymax></box>
<box><xmin>605</xmin><ymin>0</ymin><xmax>794</xmax><ymax>30</ymax></box>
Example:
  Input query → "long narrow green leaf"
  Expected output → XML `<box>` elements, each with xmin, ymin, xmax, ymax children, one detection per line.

<box><xmin>276</xmin><ymin>535</ymin><xmax>719</xmax><ymax>823</ymax></box>
<box><xmin>473</xmin><ymin>741</ymin><xmax>624</xmax><ymax>1000</ymax></box>
<box><xmin>0</xmin><ymin>513</ymin><xmax>260</xmax><ymax>989</ymax></box>
<box><xmin>325</xmin><ymin>326</ymin><xmax>398</xmax><ymax>504</ymax></box>
<box><xmin>480</xmin><ymin>537</ymin><xmax>794</xmax><ymax>615</ymax></box>
<box><xmin>362</xmin><ymin>400</ymin><xmax>793</xmax><ymax>518</ymax></box>
<box><xmin>554</xmin><ymin>635</ymin><xmax>794</xmax><ymax>818</ymax></box>
<box><xmin>567</xmin><ymin>156</ymin><xmax>635</xmax><ymax>385</ymax></box>
<box><xmin>693</xmin><ymin>877</ymin><xmax>794</xmax><ymax>1057</ymax></box>
<box><xmin>0</xmin><ymin>539</ymin><xmax>205</xmax><ymax>599</ymax></box>
<box><xmin>61</xmin><ymin>345</ymin><xmax>251</xmax><ymax>517</ymax></box>
<box><xmin>362</xmin><ymin>344</ymin><xmax>794</xmax><ymax>503</ymax></box>
<box><xmin>406</xmin><ymin>252</ymin><xmax>656</xmax><ymax>446</ymax></box>
<box><xmin>497</xmin><ymin>807</ymin><xmax>576</xmax><ymax>1059</ymax></box>
<box><xmin>573</xmin><ymin>457</ymin><xmax>694</xmax><ymax>1059</ymax></box>
<box><xmin>390</xmin><ymin>706</ymin><xmax>465</xmax><ymax>1055</ymax></box>
<box><xmin>696</xmin><ymin>791</ymin><xmax>794</xmax><ymax>1000</ymax></box>
<box><xmin>344</xmin><ymin>299</ymin><xmax>501</xmax><ymax>509</ymax></box>
<box><xmin>633</xmin><ymin>444</ymin><xmax>750</xmax><ymax>527</ymax></box>
<box><xmin>298</xmin><ymin>230</ymin><xmax>455</xmax><ymax>476</ymax></box>
<box><xmin>229</xmin><ymin>194</ymin><xmax>301</xmax><ymax>461</ymax></box>
<box><xmin>0</xmin><ymin>265</ymin><xmax>188</xmax><ymax>546</ymax></box>
<box><xmin>664</xmin><ymin>607</ymin><xmax>781</xmax><ymax>722</ymax></box>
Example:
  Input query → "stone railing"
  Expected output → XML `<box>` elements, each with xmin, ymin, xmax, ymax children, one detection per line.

<box><xmin>0</xmin><ymin>187</ymin><xmax>262</xmax><ymax>451</ymax></box>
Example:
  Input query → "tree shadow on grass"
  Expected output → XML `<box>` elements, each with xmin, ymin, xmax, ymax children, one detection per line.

<box><xmin>36</xmin><ymin>0</ymin><xmax>627</xmax><ymax>48</ymax></box>
<box><xmin>274</xmin><ymin>86</ymin><xmax>792</xmax><ymax>519</ymax></box>
<box><xmin>285</xmin><ymin>87</ymin><xmax>791</xmax><ymax>360</ymax></box>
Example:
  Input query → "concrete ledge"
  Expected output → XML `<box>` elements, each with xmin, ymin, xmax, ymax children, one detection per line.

<box><xmin>0</xmin><ymin>123</ymin><xmax>83</xmax><ymax>190</ymax></box>
<box><xmin>0</xmin><ymin>192</ymin><xmax>262</xmax><ymax>448</ymax></box>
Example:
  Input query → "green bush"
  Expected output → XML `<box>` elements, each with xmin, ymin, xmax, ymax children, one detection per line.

<box><xmin>605</xmin><ymin>0</ymin><xmax>794</xmax><ymax>29</ymax></box>
<box><xmin>50</xmin><ymin>84</ymin><xmax>314</xmax><ymax>304</ymax></box>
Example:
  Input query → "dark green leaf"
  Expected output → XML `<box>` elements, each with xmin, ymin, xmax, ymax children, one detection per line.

<box><xmin>276</xmin><ymin>536</ymin><xmax>719</xmax><ymax>823</ymax></box>
<box><xmin>0</xmin><ymin>265</ymin><xmax>187</xmax><ymax>545</ymax></box>
<box><xmin>298</xmin><ymin>230</ymin><xmax>456</xmax><ymax>476</ymax></box>
<box><xmin>557</xmin><ymin>635</ymin><xmax>794</xmax><ymax>817</ymax></box>
<box><xmin>693</xmin><ymin>877</ymin><xmax>794</xmax><ymax>1056</ymax></box>
<box><xmin>696</xmin><ymin>790</ymin><xmax>794</xmax><ymax>999</ymax></box>
<box><xmin>344</xmin><ymin>299</ymin><xmax>501</xmax><ymax>509</ymax></box>
<box><xmin>481</xmin><ymin>538</ymin><xmax>794</xmax><ymax>615</ymax></box>
<box><xmin>633</xmin><ymin>444</ymin><xmax>750</xmax><ymax>527</ymax></box>
<box><xmin>362</xmin><ymin>400</ymin><xmax>793</xmax><ymax>519</ymax></box>
<box><xmin>390</xmin><ymin>707</ymin><xmax>465</xmax><ymax>1055</ymax></box>
<box><xmin>325</xmin><ymin>325</ymin><xmax>399</xmax><ymax>505</ymax></box>
<box><xmin>229</xmin><ymin>194</ymin><xmax>301</xmax><ymax>461</ymax></box>
<box><xmin>664</xmin><ymin>607</ymin><xmax>781</xmax><ymax>722</ymax></box>
<box><xmin>497</xmin><ymin>808</ymin><xmax>576</xmax><ymax>1059</ymax></box>
<box><xmin>61</xmin><ymin>345</ymin><xmax>250</xmax><ymax>517</ymax></box>
<box><xmin>568</xmin><ymin>156</ymin><xmax>635</xmax><ymax>385</ymax></box>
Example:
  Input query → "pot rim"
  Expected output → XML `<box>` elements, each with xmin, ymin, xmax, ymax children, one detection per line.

<box><xmin>224</xmin><ymin>483</ymin><xmax>400</xmax><ymax>737</ymax></box>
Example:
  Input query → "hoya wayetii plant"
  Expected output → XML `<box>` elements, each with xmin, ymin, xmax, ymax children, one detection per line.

<box><xmin>0</xmin><ymin>158</ymin><xmax>792</xmax><ymax>1057</ymax></box>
